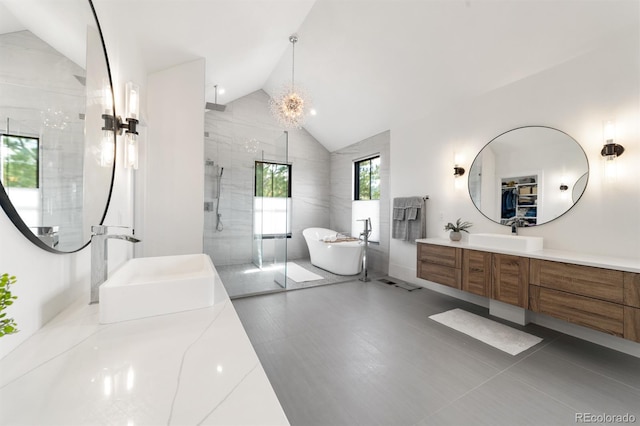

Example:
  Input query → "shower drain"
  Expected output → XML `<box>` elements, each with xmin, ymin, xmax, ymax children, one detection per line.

<box><xmin>377</xmin><ymin>278</ymin><xmax>422</xmax><ymax>292</ymax></box>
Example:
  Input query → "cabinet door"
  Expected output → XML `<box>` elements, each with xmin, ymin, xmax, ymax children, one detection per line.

<box><xmin>492</xmin><ymin>253</ymin><xmax>529</xmax><ymax>308</ymax></box>
<box><xmin>463</xmin><ymin>249</ymin><xmax>491</xmax><ymax>297</ymax></box>
<box><xmin>417</xmin><ymin>244</ymin><xmax>461</xmax><ymax>268</ymax></box>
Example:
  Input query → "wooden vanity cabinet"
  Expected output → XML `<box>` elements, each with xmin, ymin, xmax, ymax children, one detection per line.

<box><xmin>416</xmin><ymin>242</ymin><xmax>640</xmax><ymax>343</ymax></box>
<box><xmin>492</xmin><ymin>253</ymin><xmax>529</xmax><ymax>308</ymax></box>
<box><xmin>417</xmin><ymin>244</ymin><xmax>461</xmax><ymax>289</ymax></box>
<box><xmin>462</xmin><ymin>249</ymin><xmax>491</xmax><ymax>297</ymax></box>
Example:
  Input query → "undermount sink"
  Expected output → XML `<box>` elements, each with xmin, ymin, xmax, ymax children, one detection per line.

<box><xmin>467</xmin><ymin>233</ymin><xmax>543</xmax><ymax>252</ymax></box>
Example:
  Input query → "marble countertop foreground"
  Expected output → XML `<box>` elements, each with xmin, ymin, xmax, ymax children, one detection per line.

<box><xmin>416</xmin><ymin>237</ymin><xmax>640</xmax><ymax>273</ymax></box>
<box><xmin>0</xmin><ymin>273</ymin><xmax>289</xmax><ymax>425</ymax></box>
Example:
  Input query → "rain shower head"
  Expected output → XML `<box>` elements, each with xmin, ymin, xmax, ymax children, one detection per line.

<box><xmin>205</xmin><ymin>84</ymin><xmax>227</xmax><ymax>112</ymax></box>
<box><xmin>205</xmin><ymin>102</ymin><xmax>226</xmax><ymax>112</ymax></box>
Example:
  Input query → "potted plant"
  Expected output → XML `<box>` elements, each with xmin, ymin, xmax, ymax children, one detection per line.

<box><xmin>0</xmin><ymin>273</ymin><xmax>18</xmax><ymax>337</ymax></box>
<box><xmin>444</xmin><ymin>218</ymin><xmax>472</xmax><ymax>241</ymax></box>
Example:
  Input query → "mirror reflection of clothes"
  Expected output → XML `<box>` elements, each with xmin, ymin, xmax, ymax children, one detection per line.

<box><xmin>501</xmin><ymin>188</ymin><xmax>517</xmax><ymax>218</ymax></box>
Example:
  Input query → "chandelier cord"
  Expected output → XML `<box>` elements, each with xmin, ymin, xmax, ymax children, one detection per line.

<box><xmin>291</xmin><ymin>39</ymin><xmax>296</xmax><ymax>90</ymax></box>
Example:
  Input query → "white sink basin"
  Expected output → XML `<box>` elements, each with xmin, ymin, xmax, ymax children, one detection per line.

<box><xmin>467</xmin><ymin>233</ymin><xmax>543</xmax><ymax>252</ymax></box>
<box><xmin>99</xmin><ymin>254</ymin><xmax>216</xmax><ymax>324</ymax></box>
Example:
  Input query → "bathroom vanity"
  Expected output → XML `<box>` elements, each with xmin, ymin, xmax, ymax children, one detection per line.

<box><xmin>0</xmin><ymin>266</ymin><xmax>290</xmax><ymax>425</ymax></box>
<box><xmin>416</xmin><ymin>238</ymin><xmax>640</xmax><ymax>343</ymax></box>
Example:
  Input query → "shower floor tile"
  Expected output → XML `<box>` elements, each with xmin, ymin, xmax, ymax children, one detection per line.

<box><xmin>215</xmin><ymin>258</ymin><xmax>384</xmax><ymax>298</ymax></box>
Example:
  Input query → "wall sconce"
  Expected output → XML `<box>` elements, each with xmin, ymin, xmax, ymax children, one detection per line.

<box><xmin>102</xmin><ymin>82</ymin><xmax>140</xmax><ymax>169</ymax></box>
<box><xmin>453</xmin><ymin>166</ymin><xmax>465</xmax><ymax>177</ymax></box>
<box><xmin>601</xmin><ymin>119</ymin><xmax>624</xmax><ymax>159</ymax></box>
<box><xmin>601</xmin><ymin>119</ymin><xmax>623</xmax><ymax>181</ymax></box>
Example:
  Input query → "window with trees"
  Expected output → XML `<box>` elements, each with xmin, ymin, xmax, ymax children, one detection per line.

<box><xmin>255</xmin><ymin>161</ymin><xmax>291</xmax><ymax>197</ymax></box>
<box><xmin>354</xmin><ymin>155</ymin><xmax>380</xmax><ymax>200</ymax></box>
<box><xmin>1</xmin><ymin>134</ymin><xmax>39</xmax><ymax>188</ymax></box>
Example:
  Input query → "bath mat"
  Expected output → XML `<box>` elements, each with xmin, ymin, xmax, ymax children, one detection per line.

<box><xmin>286</xmin><ymin>262</ymin><xmax>324</xmax><ymax>282</ymax></box>
<box><xmin>428</xmin><ymin>308</ymin><xmax>542</xmax><ymax>355</ymax></box>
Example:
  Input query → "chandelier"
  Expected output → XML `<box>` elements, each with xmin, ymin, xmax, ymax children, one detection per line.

<box><xmin>270</xmin><ymin>34</ymin><xmax>311</xmax><ymax>129</ymax></box>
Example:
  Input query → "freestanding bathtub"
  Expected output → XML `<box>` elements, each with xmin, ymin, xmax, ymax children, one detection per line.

<box><xmin>303</xmin><ymin>227</ymin><xmax>364</xmax><ymax>275</ymax></box>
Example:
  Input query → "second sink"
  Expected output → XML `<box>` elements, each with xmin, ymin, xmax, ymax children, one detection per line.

<box><xmin>467</xmin><ymin>233</ymin><xmax>543</xmax><ymax>252</ymax></box>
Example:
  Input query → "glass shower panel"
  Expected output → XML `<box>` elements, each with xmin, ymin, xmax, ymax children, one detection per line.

<box><xmin>272</xmin><ymin>131</ymin><xmax>288</xmax><ymax>288</ymax></box>
<box><xmin>251</xmin><ymin>131</ymin><xmax>289</xmax><ymax>289</ymax></box>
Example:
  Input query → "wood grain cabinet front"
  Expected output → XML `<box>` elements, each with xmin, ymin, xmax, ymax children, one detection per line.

<box><xmin>417</xmin><ymin>243</ymin><xmax>462</xmax><ymax>289</ymax></box>
<box><xmin>529</xmin><ymin>286</ymin><xmax>624</xmax><ymax>337</ymax></box>
<box><xmin>462</xmin><ymin>249</ymin><xmax>491</xmax><ymax>297</ymax></box>
<box><xmin>492</xmin><ymin>253</ymin><xmax>530</xmax><ymax>308</ymax></box>
<box><xmin>530</xmin><ymin>259</ymin><xmax>624</xmax><ymax>303</ymax></box>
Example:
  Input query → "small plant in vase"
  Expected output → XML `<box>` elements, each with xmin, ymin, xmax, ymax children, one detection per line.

<box><xmin>444</xmin><ymin>218</ymin><xmax>472</xmax><ymax>241</ymax></box>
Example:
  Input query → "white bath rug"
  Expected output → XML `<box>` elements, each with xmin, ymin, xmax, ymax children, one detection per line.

<box><xmin>286</xmin><ymin>262</ymin><xmax>323</xmax><ymax>283</ymax></box>
<box><xmin>429</xmin><ymin>308</ymin><xmax>543</xmax><ymax>356</ymax></box>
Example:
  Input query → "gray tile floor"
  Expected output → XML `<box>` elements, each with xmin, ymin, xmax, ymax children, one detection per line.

<box><xmin>233</xmin><ymin>279</ymin><xmax>640</xmax><ymax>426</ymax></box>
<box><xmin>216</xmin><ymin>259</ymin><xmax>384</xmax><ymax>298</ymax></box>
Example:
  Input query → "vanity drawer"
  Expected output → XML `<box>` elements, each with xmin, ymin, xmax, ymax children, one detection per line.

<box><xmin>624</xmin><ymin>306</ymin><xmax>640</xmax><ymax>343</ymax></box>
<box><xmin>417</xmin><ymin>244</ymin><xmax>461</xmax><ymax>268</ymax></box>
<box><xmin>624</xmin><ymin>272</ymin><xmax>640</xmax><ymax>308</ymax></box>
<box><xmin>530</xmin><ymin>259</ymin><xmax>624</xmax><ymax>304</ymax></box>
<box><xmin>418</xmin><ymin>262</ymin><xmax>461</xmax><ymax>289</ymax></box>
<box><xmin>529</xmin><ymin>286</ymin><xmax>624</xmax><ymax>337</ymax></box>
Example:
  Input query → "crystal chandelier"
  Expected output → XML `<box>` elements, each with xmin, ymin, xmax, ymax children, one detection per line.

<box><xmin>270</xmin><ymin>34</ymin><xmax>311</xmax><ymax>129</ymax></box>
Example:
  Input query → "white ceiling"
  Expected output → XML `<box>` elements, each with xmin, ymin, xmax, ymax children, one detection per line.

<box><xmin>5</xmin><ymin>0</ymin><xmax>639</xmax><ymax>152</ymax></box>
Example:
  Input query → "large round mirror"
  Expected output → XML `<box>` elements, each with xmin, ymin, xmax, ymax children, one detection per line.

<box><xmin>0</xmin><ymin>0</ymin><xmax>115</xmax><ymax>252</ymax></box>
<box><xmin>468</xmin><ymin>126</ymin><xmax>589</xmax><ymax>227</ymax></box>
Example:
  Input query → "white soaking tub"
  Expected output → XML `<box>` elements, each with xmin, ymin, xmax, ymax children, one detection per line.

<box><xmin>99</xmin><ymin>254</ymin><xmax>216</xmax><ymax>324</ymax></box>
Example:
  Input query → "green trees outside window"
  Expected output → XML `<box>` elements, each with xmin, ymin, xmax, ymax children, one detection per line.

<box><xmin>1</xmin><ymin>134</ymin><xmax>39</xmax><ymax>188</ymax></box>
<box><xmin>354</xmin><ymin>156</ymin><xmax>380</xmax><ymax>200</ymax></box>
<box><xmin>255</xmin><ymin>161</ymin><xmax>291</xmax><ymax>197</ymax></box>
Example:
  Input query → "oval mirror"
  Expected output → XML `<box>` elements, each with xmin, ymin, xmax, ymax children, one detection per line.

<box><xmin>0</xmin><ymin>0</ymin><xmax>115</xmax><ymax>252</ymax></box>
<box><xmin>468</xmin><ymin>126</ymin><xmax>589</xmax><ymax>227</ymax></box>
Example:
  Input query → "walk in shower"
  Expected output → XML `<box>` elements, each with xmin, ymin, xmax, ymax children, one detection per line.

<box><xmin>203</xmin><ymin>118</ymin><xmax>289</xmax><ymax>297</ymax></box>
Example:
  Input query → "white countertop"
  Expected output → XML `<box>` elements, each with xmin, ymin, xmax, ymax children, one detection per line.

<box><xmin>0</xmin><ymin>269</ymin><xmax>289</xmax><ymax>425</ymax></box>
<box><xmin>416</xmin><ymin>237</ymin><xmax>640</xmax><ymax>274</ymax></box>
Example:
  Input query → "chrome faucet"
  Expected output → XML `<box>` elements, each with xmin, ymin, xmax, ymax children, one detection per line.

<box><xmin>507</xmin><ymin>218</ymin><xmax>525</xmax><ymax>235</ymax></box>
<box><xmin>90</xmin><ymin>225</ymin><xmax>140</xmax><ymax>304</ymax></box>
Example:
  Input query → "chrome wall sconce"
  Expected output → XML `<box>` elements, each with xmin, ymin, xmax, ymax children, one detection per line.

<box><xmin>102</xmin><ymin>82</ymin><xmax>140</xmax><ymax>169</ymax></box>
<box><xmin>453</xmin><ymin>166</ymin><xmax>465</xmax><ymax>177</ymax></box>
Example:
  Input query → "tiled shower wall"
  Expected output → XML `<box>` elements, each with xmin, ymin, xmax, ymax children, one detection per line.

<box><xmin>203</xmin><ymin>90</ymin><xmax>331</xmax><ymax>266</ymax></box>
<box><xmin>330</xmin><ymin>131</ymin><xmax>391</xmax><ymax>275</ymax></box>
<box><xmin>1</xmin><ymin>30</ymin><xmax>85</xmax><ymax>250</ymax></box>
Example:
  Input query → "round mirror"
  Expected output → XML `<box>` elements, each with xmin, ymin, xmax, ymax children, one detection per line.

<box><xmin>0</xmin><ymin>0</ymin><xmax>115</xmax><ymax>252</ymax></box>
<box><xmin>468</xmin><ymin>126</ymin><xmax>589</xmax><ymax>227</ymax></box>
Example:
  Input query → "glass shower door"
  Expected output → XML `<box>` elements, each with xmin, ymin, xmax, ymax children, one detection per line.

<box><xmin>252</xmin><ymin>131</ymin><xmax>289</xmax><ymax>289</ymax></box>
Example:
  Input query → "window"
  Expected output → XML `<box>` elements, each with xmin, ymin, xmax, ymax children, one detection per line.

<box><xmin>254</xmin><ymin>161</ymin><xmax>292</xmax><ymax>238</ymax></box>
<box><xmin>1</xmin><ymin>134</ymin><xmax>39</xmax><ymax>188</ymax></box>
<box><xmin>255</xmin><ymin>161</ymin><xmax>291</xmax><ymax>197</ymax></box>
<box><xmin>354</xmin><ymin>156</ymin><xmax>380</xmax><ymax>200</ymax></box>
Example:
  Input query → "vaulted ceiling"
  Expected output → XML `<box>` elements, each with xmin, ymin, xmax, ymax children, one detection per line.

<box><xmin>4</xmin><ymin>0</ymin><xmax>639</xmax><ymax>152</ymax></box>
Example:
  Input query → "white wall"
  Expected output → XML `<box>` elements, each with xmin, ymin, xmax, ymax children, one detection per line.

<box><xmin>390</xmin><ymin>26</ymin><xmax>640</xmax><ymax>283</ymax></box>
<box><xmin>140</xmin><ymin>59</ymin><xmax>205</xmax><ymax>257</ymax></box>
<box><xmin>0</xmin><ymin>0</ymin><xmax>146</xmax><ymax>358</ymax></box>
<box><xmin>331</xmin><ymin>131</ymin><xmax>391</xmax><ymax>274</ymax></box>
